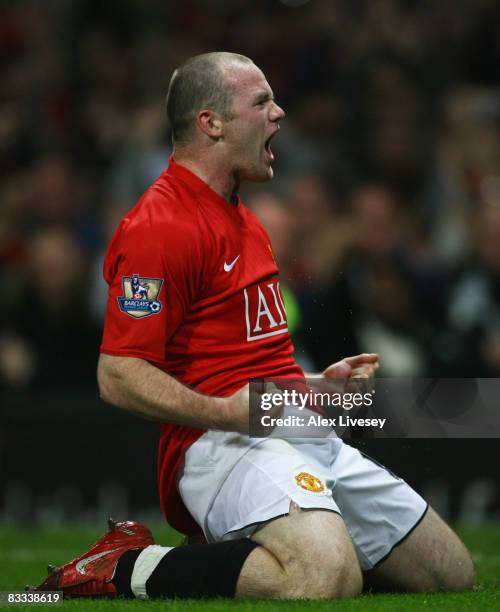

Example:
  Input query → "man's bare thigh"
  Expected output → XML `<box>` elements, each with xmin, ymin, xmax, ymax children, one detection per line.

<box><xmin>236</xmin><ymin>502</ymin><xmax>362</xmax><ymax>599</ymax></box>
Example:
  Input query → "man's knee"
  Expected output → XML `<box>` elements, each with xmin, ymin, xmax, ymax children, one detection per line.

<box><xmin>412</xmin><ymin>543</ymin><xmax>475</xmax><ymax>593</ymax></box>
<box><xmin>289</xmin><ymin>553</ymin><xmax>362</xmax><ymax>599</ymax></box>
<box><xmin>251</xmin><ymin>505</ymin><xmax>362</xmax><ymax>599</ymax></box>
<box><xmin>266</xmin><ymin>538</ymin><xmax>362</xmax><ymax>599</ymax></box>
<box><xmin>433</xmin><ymin>542</ymin><xmax>475</xmax><ymax>592</ymax></box>
<box><xmin>368</xmin><ymin>506</ymin><xmax>475</xmax><ymax>594</ymax></box>
<box><xmin>416</xmin><ymin>510</ymin><xmax>475</xmax><ymax>592</ymax></box>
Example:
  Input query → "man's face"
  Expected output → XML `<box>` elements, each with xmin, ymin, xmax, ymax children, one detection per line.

<box><xmin>221</xmin><ymin>62</ymin><xmax>285</xmax><ymax>182</ymax></box>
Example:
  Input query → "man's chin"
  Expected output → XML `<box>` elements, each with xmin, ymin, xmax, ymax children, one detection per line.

<box><xmin>245</xmin><ymin>166</ymin><xmax>274</xmax><ymax>183</ymax></box>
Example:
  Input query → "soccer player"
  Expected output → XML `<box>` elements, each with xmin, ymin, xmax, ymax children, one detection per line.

<box><xmin>33</xmin><ymin>52</ymin><xmax>474</xmax><ymax>599</ymax></box>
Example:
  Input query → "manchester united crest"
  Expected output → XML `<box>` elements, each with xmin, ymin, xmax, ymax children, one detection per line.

<box><xmin>294</xmin><ymin>471</ymin><xmax>326</xmax><ymax>494</ymax></box>
<box><xmin>117</xmin><ymin>274</ymin><xmax>163</xmax><ymax>318</ymax></box>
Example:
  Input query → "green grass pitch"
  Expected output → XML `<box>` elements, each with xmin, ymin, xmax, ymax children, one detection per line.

<box><xmin>1</xmin><ymin>524</ymin><xmax>499</xmax><ymax>610</ymax></box>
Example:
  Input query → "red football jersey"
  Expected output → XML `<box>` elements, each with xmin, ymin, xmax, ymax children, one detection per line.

<box><xmin>100</xmin><ymin>158</ymin><xmax>303</xmax><ymax>533</ymax></box>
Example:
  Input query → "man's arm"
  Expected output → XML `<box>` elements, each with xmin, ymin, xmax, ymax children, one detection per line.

<box><xmin>97</xmin><ymin>353</ymin><xmax>248</xmax><ymax>433</ymax></box>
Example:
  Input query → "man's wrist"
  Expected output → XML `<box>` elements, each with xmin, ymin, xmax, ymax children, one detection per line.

<box><xmin>208</xmin><ymin>396</ymin><xmax>234</xmax><ymax>431</ymax></box>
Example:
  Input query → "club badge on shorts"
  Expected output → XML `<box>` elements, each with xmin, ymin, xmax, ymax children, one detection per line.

<box><xmin>117</xmin><ymin>274</ymin><xmax>163</xmax><ymax>318</ymax></box>
<box><xmin>294</xmin><ymin>471</ymin><xmax>326</xmax><ymax>494</ymax></box>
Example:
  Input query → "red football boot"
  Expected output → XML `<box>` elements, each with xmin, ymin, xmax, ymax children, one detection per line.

<box><xmin>29</xmin><ymin>519</ymin><xmax>154</xmax><ymax>598</ymax></box>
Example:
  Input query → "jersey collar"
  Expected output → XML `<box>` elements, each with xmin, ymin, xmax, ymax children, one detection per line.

<box><xmin>167</xmin><ymin>157</ymin><xmax>241</xmax><ymax>208</ymax></box>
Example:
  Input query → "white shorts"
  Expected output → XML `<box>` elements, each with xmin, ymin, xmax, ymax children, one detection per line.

<box><xmin>178</xmin><ymin>432</ymin><xmax>427</xmax><ymax>570</ymax></box>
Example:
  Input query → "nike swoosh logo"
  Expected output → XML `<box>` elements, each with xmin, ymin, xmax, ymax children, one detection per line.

<box><xmin>224</xmin><ymin>255</ymin><xmax>240</xmax><ymax>272</ymax></box>
<box><xmin>76</xmin><ymin>549</ymin><xmax>121</xmax><ymax>575</ymax></box>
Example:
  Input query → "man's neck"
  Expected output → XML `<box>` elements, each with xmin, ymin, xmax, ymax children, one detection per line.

<box><xmin>173</xmin><ymin>148</ymin><xmax>239</xmax><ymax>205</ymax></box>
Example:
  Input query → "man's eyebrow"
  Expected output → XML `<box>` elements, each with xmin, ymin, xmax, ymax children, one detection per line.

<box><xmin>254</xmin><ymin>91</ymin><xmax>274</xmax><ymax>102</ymax></box>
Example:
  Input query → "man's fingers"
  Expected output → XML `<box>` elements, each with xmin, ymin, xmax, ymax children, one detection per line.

<box><xmin>323</xmin><ymin>355</ymin><xmax>379</xmax><ymax>384</ymax></box>
<box><xmin>351</xmin><ymin>363</ymin><xmax>378</xmax><ymax>378</ymax></box>
<box><xmin>343</xmin><ymin>353</ymin><xmax>379</xmax><ymax>367</ymax></box>
<box><xmin>323</xmin><ymin>361</ymin><xmax>352</xmax><ymax>379</ymax></box>
<box><xmin>348</xmin><ymin>364</ymin><xmax>377</xmax><ymax>394</ymax></box>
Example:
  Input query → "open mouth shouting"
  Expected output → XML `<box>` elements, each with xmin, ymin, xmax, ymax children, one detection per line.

<box><xmin>264</xmin><ymin>128</ymin><xmax>280</xmax><ymax>161</ymax></box>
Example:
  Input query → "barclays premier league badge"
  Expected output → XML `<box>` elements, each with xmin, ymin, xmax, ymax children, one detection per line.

<box><xmin>117</xmin><ymin>274</ymin><xmax>163</xmax><ymax>318</ymax></box>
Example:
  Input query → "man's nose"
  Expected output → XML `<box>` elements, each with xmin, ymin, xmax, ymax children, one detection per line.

<box><xmin>270</xmin><ymin>101</ymin><xmax>286</xmax><ymax>121</ymax></box>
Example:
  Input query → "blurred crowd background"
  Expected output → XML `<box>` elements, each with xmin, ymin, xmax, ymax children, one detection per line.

<box><xmin>2</xmin><ymin>0</ymin><xmax>500</xmax><ymax>391</ymax></box>
<box><xmin>2</xmin><ymin>0</ymin><xmax>500</xmax><ymax>388</ymax></box>
<box><xmin>1</xmin><ymin>0</ymin><xmax>500</xmax><ymax>525</ymax></box>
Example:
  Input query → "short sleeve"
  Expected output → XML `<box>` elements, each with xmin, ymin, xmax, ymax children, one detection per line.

<box><xmin>100</xmin><ymin>209</ymin><xmax>202</xmax><ymax>364</ymax></box>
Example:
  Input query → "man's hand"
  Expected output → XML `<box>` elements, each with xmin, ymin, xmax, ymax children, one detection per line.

<box><xmin>322</xmin><ymin>353</ymin><xmax>379</xmax><ymax>395</ymax></box>
<box><xmin>217</xmin><ymin>355</ymin><xmax>381</xmax><ymax>435</ymax></box>
<box><xmin>322</xmin><ymin>353</ymin><xmax>379</xmax><ymax>380</ymax></box>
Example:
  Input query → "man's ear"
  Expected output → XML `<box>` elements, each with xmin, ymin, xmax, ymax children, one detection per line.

<box><xmin>197</xmin><ymin>109</ymin><xmax>223</xmax><ymax>140</ymax></box>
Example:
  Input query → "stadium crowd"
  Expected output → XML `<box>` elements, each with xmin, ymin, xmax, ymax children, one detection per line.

<box><xmin>1</xmin><ymin>0</ymin><xmax>500</xmax><ymax>391</ymax></box>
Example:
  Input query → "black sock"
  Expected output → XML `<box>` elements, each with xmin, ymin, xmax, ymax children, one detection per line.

<box><xmin>113</xmin><ymin>539</ymin><xmax>259</xmax><ymax>599</ymax></box>
<box><xmin>113</xmin><ymin>549</ymin><xmax>141</xmax><ymax>598</ymax></box>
